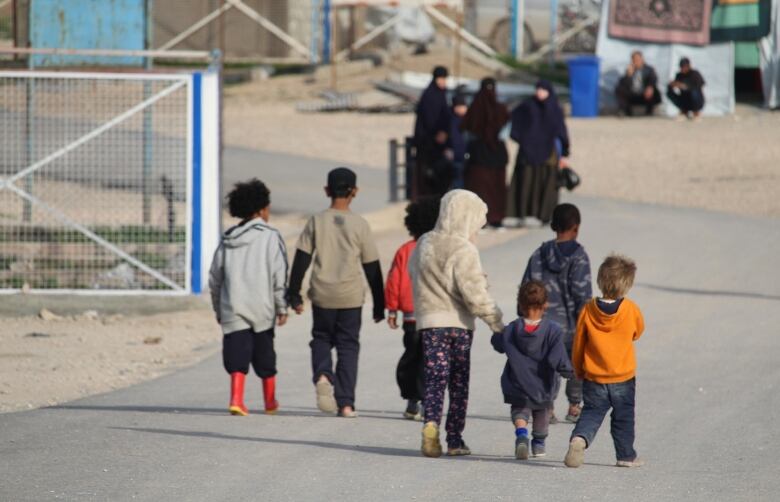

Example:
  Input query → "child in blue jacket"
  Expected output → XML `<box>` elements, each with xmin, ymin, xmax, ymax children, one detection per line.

<box><xmin>491</xmin><ymin>280</ymin><xmax>573</xmax><ymax>460</ymax></box>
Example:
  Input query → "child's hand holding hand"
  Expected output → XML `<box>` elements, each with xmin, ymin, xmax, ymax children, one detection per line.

<box><xmin>277</xmin><ymin>314</ymin><xmax>288</xmax><ymax>326</ymax></box>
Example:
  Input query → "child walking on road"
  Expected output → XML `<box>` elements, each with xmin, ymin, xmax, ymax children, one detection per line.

<box><xmin>564</xmin><ymin>254</ymin><xmax>645</xmax><ymax>468</ymax></box>
<box><xmin>409</xmin><ymin>190</ymin><xmax>505</xmax><ymax>457</ymax></box>
<box><xmin>385</xmin><ymin>197</ymin><xmax>440</xmax><ymax>421</ymax></box>
<box><xmin>287</xmin><ymin>167</ymin><xmax>385</xmax><ymax>418</ymax></box>
<box><xmin>491</xmin><ymin>281</ymin><xmax>573</xmax><ymax>460</ymax></box>
<box><xmin>209</xmin><ymin>179</ymin><xmax>288</xmax><ymax>416</ymax></box>
<box><xmin>522</xmin><ymin>203</ymin><xmax>592</xmax><ymax>423</ymax></box>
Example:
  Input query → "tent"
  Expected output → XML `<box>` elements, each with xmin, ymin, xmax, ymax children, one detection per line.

<box><xmin>596</xmin><ymin>0</ymin><xmax>735</xmax><ymax>116</ymax></box>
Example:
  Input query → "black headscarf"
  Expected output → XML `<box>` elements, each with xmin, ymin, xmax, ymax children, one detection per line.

<box><xmin>510</xmin><ymin>80</ymin><xmax>570</xmax><ymax>166</ymax></box>
<box><xmin>461</xmin><ymin>78</ymin><xmax>510</xmax><ymax>150</ymax></box>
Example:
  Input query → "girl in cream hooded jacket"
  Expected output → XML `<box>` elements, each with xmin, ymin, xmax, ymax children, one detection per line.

<box><xmin>409</xmin><ymin>190</ymin><xmax>504</xmax><ymax>457</ymax></box>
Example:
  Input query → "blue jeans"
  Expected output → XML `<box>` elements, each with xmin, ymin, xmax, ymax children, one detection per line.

<box><xmin>571</xmin><ymin>378</ymin><xmax>637</xmax><ymax>462</ymax></box>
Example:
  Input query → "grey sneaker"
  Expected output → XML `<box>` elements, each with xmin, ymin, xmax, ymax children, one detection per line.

<box><xmin>446</xmin><ymin>441</ymin><xmax>471</xmax><ymax>457</ymax></box>
<box><xmin>315</xmin><ymin>379</ymin><xmax>337</xmax><ymax>414</ymax></box>
<box><xmin>616</xmin><ymin>458</ymin><xmax>645</xmax><ymax>468</ymax></box>
<box><xmin>403</xmin><ymin>401</ymin><xmax>422</xmax><ymax>421</ymax></box>
<box><xmin>515</xmin><ymin>435</ymin><xmax>529</xmax><ymax>460</ymax></box>
<box><xmin>565</xmin><ymin>404</ymin><xmax>582</xmax><ymax>423</ymax></box>
<box><xmin>564</xmin><ymin>436</ymin><xmax>587</xmax><ymax>468</ymax></box>
<box><xmin>531</xmin><ymin>438</ymin><xmax>546</xmax><ymax>457</ymax></box>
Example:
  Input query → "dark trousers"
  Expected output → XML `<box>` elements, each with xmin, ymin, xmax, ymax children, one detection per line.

<box><xmin>615</xmin><ymin>79</ymin><xmax>661</xmax><ymax>115</ymax></box>
<box><xmin>571</xmin><ymin>378</ymin><xmax>637</xmax><ymax>462</ymax></box>
<box><xmin>666</xmin><ymin>86</ymin><xmax>705</xmax><ymax>113</ymax></box>
<box><xmin>222</xmin><ymin>328</ymin><xmax>276</xmax><ymax>377</ymax></box>
<box><xmin>396</xmin><ymin>322</ymin><xmax>424</xmax><ymax>401</ymax></box>
<box><xmin>511</xmin><ymin>406</ymin><xmax>550</xmax><ymax>439</ymax></box>
<box><xmin>310</xmin><ymin>306</ymin><xmax>362</xmax><ymax>409</ymax></box>
<box><xmin>422</xmin><ymin>327</ymin><xmax>473</xmax><ymax>449</ymax></box>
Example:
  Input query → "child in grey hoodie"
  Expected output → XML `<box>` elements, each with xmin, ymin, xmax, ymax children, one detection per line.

<box><xmin>209</xmin><ymin>179</ymin><xmax>288</xmax><ymax>416</ymax></box>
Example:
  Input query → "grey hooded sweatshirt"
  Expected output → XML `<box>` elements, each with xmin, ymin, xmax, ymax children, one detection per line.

<box><xmin>209</xmin><ymin>218</ymin><xmax>288</xmax><ymax>334</ymax></box>
<box><xmin>409</xmin><ymin>190</ymin><xmax>504</xmax><ymax>333</ymax></box>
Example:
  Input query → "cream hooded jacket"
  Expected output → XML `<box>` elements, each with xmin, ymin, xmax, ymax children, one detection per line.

<box><xmin>408</xmin><ymin>190</ymin><xmax>504</xmax><ymax>333</ymax></box>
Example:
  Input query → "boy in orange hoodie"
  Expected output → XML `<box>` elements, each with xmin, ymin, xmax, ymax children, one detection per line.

<box><xmin>385</xmin><ymin>197</ymin><xmax>440</xmax><ymax>420</ymax></box>
<box><xmin>564</xmin><ymin>254</ymin><xmax>645</xmax><ymax>468</ymax></box>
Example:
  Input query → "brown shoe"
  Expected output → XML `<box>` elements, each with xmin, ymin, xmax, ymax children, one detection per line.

<box><xmin>421</xmin><ymin>422</ymin><xmax>442</xmax><ymax>458</ymax></box>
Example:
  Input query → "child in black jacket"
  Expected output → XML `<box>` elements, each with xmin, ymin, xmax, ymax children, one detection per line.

<box><xmin>491</xmin><ymin>280</ymin><xmax>573</xmax><ymax>460</ymax></box>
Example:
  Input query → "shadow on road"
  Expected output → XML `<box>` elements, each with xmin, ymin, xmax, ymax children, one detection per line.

<box><xmin>636</xmin><ymin>283</ymin><xmax>780</xmax><ymax>301</ymax></box>
<box><xmin>110</xmin><ymin>426</ymin><xmax>605</xmax><ymax>468</ymax></box>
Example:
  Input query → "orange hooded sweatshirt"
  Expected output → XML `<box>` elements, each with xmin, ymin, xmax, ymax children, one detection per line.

<box><xmin>572</xmin><ymin>298</ymin><xmax>645</xmax><ymax>384</ymax></box>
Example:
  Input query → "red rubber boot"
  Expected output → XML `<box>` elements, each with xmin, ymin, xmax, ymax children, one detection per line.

<box><xmin>262</xmin><ymin>376</ymin><xmax>279</xmax><ymax>415</ymax></box>
<box><xmin>228</xmin><ymin>372</ymin><xmax>249</xmax><ymax>416</ymax></box>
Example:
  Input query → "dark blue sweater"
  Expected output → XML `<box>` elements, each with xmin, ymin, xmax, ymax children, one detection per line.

<box><xmin>521</xmin><ymin>240</ymin><xmax>592</xmax><ymax>335</ymax></box>
<box><xmin>491</xmin><ymin>318</ymin><xmax>574</xmax><ymax>407</ymax></box>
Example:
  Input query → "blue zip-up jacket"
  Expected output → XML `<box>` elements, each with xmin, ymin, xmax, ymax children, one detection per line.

<box><xmin>491</xmin><ymin>318</ymin><xmax>573</xmax><ymax>406</ymax></box>
<box><xmin>521</xmin><ymin>240</ymin><xmax>592</xmax><ymax>337</ymax></box>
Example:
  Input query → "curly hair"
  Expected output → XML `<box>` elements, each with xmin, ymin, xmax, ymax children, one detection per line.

<box><xmin>227</xmin><ymin>178</ymin><xmax>270</xmax><ymax>220</ymax></box>
<box><xmin>404</xmin><ymin>196</ymin><xmax>441</xmax><ymax>239</ymax></box>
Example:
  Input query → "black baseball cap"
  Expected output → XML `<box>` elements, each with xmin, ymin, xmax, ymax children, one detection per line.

<box><xmin>327</xmin><ymin>167</ymin><xmax>357</xmax><ymax>191</ymax></box>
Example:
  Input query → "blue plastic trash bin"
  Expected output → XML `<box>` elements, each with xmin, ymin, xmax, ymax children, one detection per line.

<box><xmin>567</xmin><ymin>56</ymin><xmax>600</xmax><ymax>117</ymax></box>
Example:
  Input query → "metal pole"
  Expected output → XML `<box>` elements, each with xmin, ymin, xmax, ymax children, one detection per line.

<box><xmin>549</xmin><ymin>0</ymin><xmax>558</xmax><ymax>67</ymax></box>
<box><xmin>511</xmin><ymin>0</ymin><xmax>525</xmax><ymax>59</ymax></box>
<box><xmin>322</xmin><ymin>0</ymin><xmax>331</xmax><ymax>63</ymax></box>
<box><xmin>210</xmin><ymin>49</ymin><xmax>224</xmax><ymax>236</ymax></box>
<box><xmin>454</xmin><ymin>8</ymin><xmax>462</xmax><ymax>82</ymax></box>
<box><xmin>142</xmin><ymin>0</ymin><xmax>154</xmax><ymax>225</ymax></box>
<box><xmin>389</xmin><ymin>139</ymin><xmax>398</xmax><ymax>203</ymax></box>
<box><xmin>23</xmin><ymin>50</ymin><xmax>33</xmax><ymax>223</ymax></box>
<box><xmin>310</xmin><ymin>0</ymin><xmax>320</xmax><ymax>64</ymax></box>
<box><xmin>330</xmin><ymin>5</ymin><xmax>337</xmax><ymax>90</ymax></box>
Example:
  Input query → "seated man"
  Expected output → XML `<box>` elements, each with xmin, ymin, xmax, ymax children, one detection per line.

<box><xmin>667</xmin><ymin>57</ymin><xmax>705</xmax><ymax>120</ymax></box>
<box><xmin>615</xmin><ymin>51</ymin><xmax>662</xmax><ymax>116</ymax></box>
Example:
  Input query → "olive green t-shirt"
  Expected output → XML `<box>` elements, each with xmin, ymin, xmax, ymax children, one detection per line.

<box><xmin>296</xmin><ymin>208</ymin><xmax>380</xmax><ymax>309</ymax></box>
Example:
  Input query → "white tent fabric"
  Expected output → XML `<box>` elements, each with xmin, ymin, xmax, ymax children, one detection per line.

<box><xmin>596</xmin><ymin>0</ymin><xmax>735</xmax><ymax>116</ymax></box>
<box><xmin>759</xmin><ymin>0</ymin><xmax>779</xmax><ymax>109</ymax></box>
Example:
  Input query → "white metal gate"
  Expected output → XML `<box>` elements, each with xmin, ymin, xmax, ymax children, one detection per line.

<box><xmin>0</xmin><ymin>71</ymin><xmax>193</xmax><ymax>293</ymax></box>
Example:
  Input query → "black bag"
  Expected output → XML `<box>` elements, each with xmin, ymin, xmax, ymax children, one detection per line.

<box><xmin>557</xmin><ymin>166</ymin><xmax>581</xmax><ymax>191</ymax></box>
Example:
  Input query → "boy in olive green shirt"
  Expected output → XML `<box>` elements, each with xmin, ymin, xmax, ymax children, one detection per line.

<box><xmin>288</xmin><ymin>167</ymin><xmax>385</xmax><ymax>418</ymax></box>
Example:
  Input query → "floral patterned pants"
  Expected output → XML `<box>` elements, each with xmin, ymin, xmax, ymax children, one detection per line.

<box><xmin>421</xmin><ymin>327</ymin><xmax>473</xmax><ymax>448</ymax></box>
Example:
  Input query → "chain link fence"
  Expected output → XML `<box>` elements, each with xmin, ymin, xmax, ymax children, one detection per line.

<box><xmin>0</xmin><ymin>71</ymin><xmax>191</xmax><ymax>292</ymax></box>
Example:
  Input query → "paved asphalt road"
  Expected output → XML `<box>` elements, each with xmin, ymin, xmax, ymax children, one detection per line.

<box><xmin>2</xmin><ymin>191</ymin><xmax>779</xmax><ymax>501</ymax></box>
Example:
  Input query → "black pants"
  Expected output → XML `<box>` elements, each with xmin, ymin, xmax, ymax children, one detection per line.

<box><xmin>222</xmin><ymin>328</ymin><xmax>276</xmax><ymax>377</ymax></box>
<box><xmin>666</xmin><ymin>86</ymin><xmax>705</xmax><ymax>114</ymax></box>
<box><xmin>311</xmin><ymin>306</ymin><xmax>362</xmax><ymax>409</ymax></box>
<box><xmin>615</xmin><ymin>79</ymin><xmax>661</xmax><ymax>115</ymax></box>
<box><xmin>396</xmin><ymin>322</ymin><xmax>424</xmax><ymax>401</ymax></box>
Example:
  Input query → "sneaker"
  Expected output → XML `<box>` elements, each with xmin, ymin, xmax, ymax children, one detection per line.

<box><xmin>531</xmin><ymin>439</ymin><xmax>546</xmax><ymax>457</ymax></box>
<box><xmin>565</xmin><ymin>404</ymin><xmax>582</xmax><ymax>423</ymax></box>
<box><xmin>421</xmin><ymin>423</ymin><xmax>442</xmax><ymax>458</ymax></box>
<box><xmin>403</xmin><ymin>401</ymin><xmax>422</xmax><ymax>421</ymax></box>
<box><xmin>549</xmin><ymin>411</ymin><xmax>560</xmax><ymax>425</ymax></box>
<box><xmin>446</xmin><ymin>441</ymin><xmax>471</xmax><ymax>456</ymax></box>
<box><xmin>564</xmin><ymin>436</ymin><xmax>587</xmax><ymax>468</ymax></box>
<box><xmin>616</xmin><ymin>458</ymin><xmax>645</xmax><ymax>468</ymax></box>
<box><xmin>315</xmin><ymin>379</ymin><xmax>337</xmax><ymax>414</ymax></box>
<box><xmin>338</xmin><ymin>407</ymin><xmax>358</xmax><ymax>418</ymax></box>
<box><xmin>515</xmin><ymin>435</ymin><xmax>529</xmax><ymax>460</ymax></box>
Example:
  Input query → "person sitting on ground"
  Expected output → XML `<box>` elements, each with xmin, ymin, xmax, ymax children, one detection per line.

<box><xmin>385</xmin><ymin>196</ymin><xmax>441</xmax><ymax>421</ymax></box>
<box><xmin>209</xmin><ymin>178</ymin><xmax>288</xmax><ymax>416</ymax></box>
<box><xmin>667</xmin><ymin>57</ymin><xmax>706</xmax><ymax>120</ymax></box>
<box><xmin>565</xmin><ymin>254</ymin><xmax>645</xmax><ymax>469</ymax></box>
<box><xmin>287</xmin><ymin>167</ymin><xmax>385</xmax><ymax>419</ymax></box>
<box><xmin>491</xmin><ymin>280</ymin><xmax>573</xmax><ymax>460</ymax></box>
<box><xmin>414</xmin><ymin>66</ymin><xmax>452</xmax><ymax>197</ymax></box>
<box><xmin>409</xmin><ymin>190</ymin><xmax>505</xmax><ymax>458</ymax></box>
<box><xmin>615</xmin><ymin>51</ymin><xmax>662</xmax><ymax>116</ymax></box>
<box><xmin>521</xmin><ymin>203</ymin><xmax>592</xmax><ymax>424</ymax></box>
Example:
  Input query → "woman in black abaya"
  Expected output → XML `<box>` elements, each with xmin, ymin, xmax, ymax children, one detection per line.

<box><xmin>507</xmin><ymin>80</ymin><xmax>570</xmax><ymax>224</ymax></box>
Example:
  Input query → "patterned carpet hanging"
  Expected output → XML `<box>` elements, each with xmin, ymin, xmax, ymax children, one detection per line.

<box><xmin>608</xmin><ymin>0</ymin><xmax>714</xmax><ymax>45</ymax></box>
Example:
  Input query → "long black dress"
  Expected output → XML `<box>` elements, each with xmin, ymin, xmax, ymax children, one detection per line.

<box><xmin>507</xmin><ymin>81</ymin><xmax>570</xmax><ymax>224</ymax></box>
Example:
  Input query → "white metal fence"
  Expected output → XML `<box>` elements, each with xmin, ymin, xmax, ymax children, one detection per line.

<box><xmin>0</xmin><ymin>71</ymin><xmax>193</xmax><ymax>293</ymax></box>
